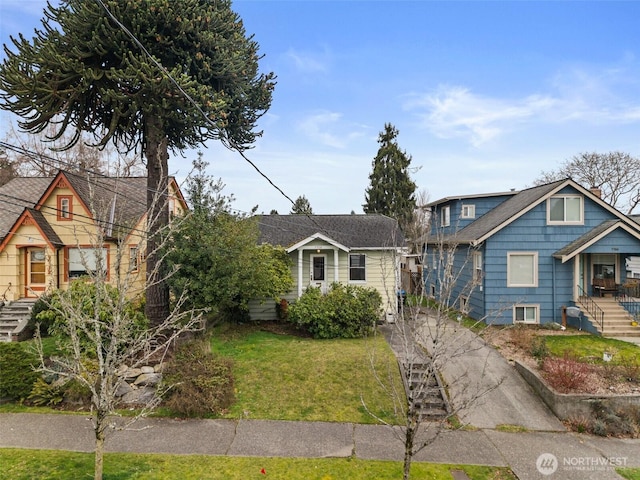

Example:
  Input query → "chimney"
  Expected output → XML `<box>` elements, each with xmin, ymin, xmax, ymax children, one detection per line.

<box><xmin>589</xmin><ymin>187</ymin><xmax>601</xmax><ymax>198</ymax></box>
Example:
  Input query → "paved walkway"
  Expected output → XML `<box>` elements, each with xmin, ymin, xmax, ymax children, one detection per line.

<box><xmin>0</xmin><ymin>413</ymin><xmax>638</xmax><ymax>479</ymax></box>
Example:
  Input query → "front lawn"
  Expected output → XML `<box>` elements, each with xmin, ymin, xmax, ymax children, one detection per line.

<box><xmin>543</xmin><ymin>335</ymin><xmax>639</xmax><ymax>363</ymax></box>
<box><xmin>210</xmin><ymin>324</ymin><xmax>404</xmax><ymax>424</ymax></box>
<box><xmin>0</xmin><ymin>448</ymin><xmax>517</xmax><ymax>480</ymax></box>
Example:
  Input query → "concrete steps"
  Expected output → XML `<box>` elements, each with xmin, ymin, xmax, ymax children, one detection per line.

<box><xmin>402</xmin><ymin>361</ymin><xmax>450</xmax><ymax>420</ymax></box>
<box><xmin>581</xmin><ymin>298</ymin><xmax>640</xmax><ymax>337</ymax></box>
<box><xmin>0</xmin><ymin>299</ymin><xmax>36</xmax><ymax>342</ymax></box>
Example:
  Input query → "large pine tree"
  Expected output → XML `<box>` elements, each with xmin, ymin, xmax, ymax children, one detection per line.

<box><xmin>0</xmin><ymin>0</ymin><xmax>275</xmax><ymax>326</ymax></box>
<box><xmin>363</xmin><ymin>123</ymin><xmax>417</xmax><ymax>228</ymax></box>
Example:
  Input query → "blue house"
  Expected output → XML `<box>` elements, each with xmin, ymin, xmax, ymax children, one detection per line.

<box><xmin>424</xmin><ymin>179</ymin><xmax>640</xmax><ymax>337</ymax></box>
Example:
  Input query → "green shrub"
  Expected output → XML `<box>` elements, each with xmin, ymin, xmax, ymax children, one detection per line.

<box><xmin>28</xmin><ymin>292</ymin><xmax>55</xmax><ymax>336</ymax></box>
<box><xmin>36</xmin><ymin>281</ymin><xmax>148</xmax><ymax>350</ymax></box>
<box><xmin>163</xmin><ymin>340</ymin><xmax>235</xmax><ymax>417</ymax></box>
<box><xmin>530</xmin><ymin>336</ymin><xmax>550</xmax><ymax>365</ymax></box>
<box><xmin>27</xmin><ymin>378</ymin><xmax>65</xmax><ymax>407</ymax></box>
<box><xmin>288</xmin><ymin>283</ymin><xmax>382</xmax><ymax>339</ymax></box>
<box><xmin>0</xmin><ymin>343</ymin><xmax>39</xmax><ymax>401</ymax></box>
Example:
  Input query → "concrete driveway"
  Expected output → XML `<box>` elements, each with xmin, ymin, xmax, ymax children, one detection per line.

<box><xmin>384</xmin><ymin>314</ymin><xmax>566</xmax><ymax>431</ymax></box>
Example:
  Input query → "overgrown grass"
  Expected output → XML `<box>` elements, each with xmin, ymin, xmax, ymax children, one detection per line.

<box><xmin>543</xmin><ymin>335</ymin><xmax>639</xmax><ymax>364</ymax></box>
<box><xmin>0</xmin><ymin>448</ymin><xmax>517</xmax><ymax>480</ymax></box>
<box><xmin>210</xmin><ymin>325</ymin><xmax>404</xmax><ymax>424</ymax></box>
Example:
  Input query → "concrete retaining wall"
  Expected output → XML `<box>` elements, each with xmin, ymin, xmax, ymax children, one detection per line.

<box><xmin>515</xmin><ymin>361</ymin><xmax>640</xmax><ymax>419</ymax></box>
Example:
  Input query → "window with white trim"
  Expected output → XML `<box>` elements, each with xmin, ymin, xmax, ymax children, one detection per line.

<box><xmin>507</xmin><ymin>252</ymin><xmax>538</xmax><ymax>287</ymax></box>
<box><xmin>441</xmin><ymin>205</ymin><xmax>450</xmax><ymax>227</ymax></box>
<box><xmin>514</xmin><ymin>305</ymin><xmax>539</xmax><ymax>324</ymax></box>
<box><xmin>548</xmin><ymin>195</ymin><xmax>583</xmax><ymax>224</ymax></box>
<box><xmin>473</xmin><ymin>251</ymin><xmax>482</xmax><ymax>283</ymax></box>
<box><xmin>461</xmin><ymin>204</ymin><xmax>475</xmax><ymax>219</ymax></box>
<box><xmin>349</xmin><ymin>253</ymin><xmax>366</xmax><ymax>281</ymax></box>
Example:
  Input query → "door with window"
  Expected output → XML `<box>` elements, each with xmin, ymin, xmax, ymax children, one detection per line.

<box><xmin>310</xmin><ymin>254</ymin><xmax>326</xmax><ymax>293</ymax></box>
<box><xmin>26</xmin><ymin>247</ymin><xmax>46</xmax><ymax>297</ymax></box>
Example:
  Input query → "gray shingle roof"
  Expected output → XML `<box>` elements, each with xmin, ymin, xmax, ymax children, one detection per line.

<box><xmin>442</xmin><ymin>180</ymin><xmax>567</xmax><ymax>244</ymax></box>
<box><xmin>0</xmin><ymin>177</ymin><xmax>53</xmax><ymax>238</ymax></box>
<box><xmin>257</xmin><ymin>214</ymin><xmax>406</xmax><ymax>249</ymax></box>
<box><xmin>553</xmin><ymin>220</ymin><xmax>618</xmax><ymax>259</ymax></box>
<box><xmin>27</xmin><ymin>208</ymin><xmax>64</xmax><ymax>247</ymax></box>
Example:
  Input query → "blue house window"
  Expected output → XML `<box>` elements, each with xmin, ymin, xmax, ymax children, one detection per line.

<box><xmin>461</xmin><ymin>204</ymin><xmax>475</xmax><ymax>219</ymax></box>
<box><xmin>507</xmin><ymin>252</ymin><xmax>538</xmax><ymax>287</ymax></box>
<box><xmin>441</xmin><ymin>205</ymin><xmax>450</xmax><ymax>227</ymax></box>
<box><xmin>514</xmin><ymin>305</ymin><xmax>539</xmax><ymax>324</ymax></box>
<box><xmin>548</xmin><ymin>195</ymin><xmax>583</xmax><ymax>224</ymax></box>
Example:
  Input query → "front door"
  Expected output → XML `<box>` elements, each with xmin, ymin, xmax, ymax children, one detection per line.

<box><xmin>310</xmin><ymin>254</ymin><xmax>326</xmax><ymax>293</ymax></box>
<box><xmin>26</xmin><ymin>247</ymin><xmax>47</xmax><ymax>297</ymax></box>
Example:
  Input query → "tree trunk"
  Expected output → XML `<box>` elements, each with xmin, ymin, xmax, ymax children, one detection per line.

<box><xmin>144</xmin><ymin>116</ymin><xmax>170</xmax><ymax>327</ymax></box>
<box><xmin>403</xmin><ymin>411</ymin><xmax>417</xmax><ymax>480</ymax></box>
<box><xmin>94</xmin><ymin>412</ymin><xmax>106</xmax><ymax>480</ymax></box>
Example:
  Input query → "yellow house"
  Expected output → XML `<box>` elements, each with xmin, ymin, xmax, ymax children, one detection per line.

<box><xmin>249</xmin><ymin>214</ymin><xmax>407</xmax><ymax>321</ymax></box>
<box><xmin>0</xmin><ymin>170</ymin><xmax>187</xmax><ymax>303</ymax></box>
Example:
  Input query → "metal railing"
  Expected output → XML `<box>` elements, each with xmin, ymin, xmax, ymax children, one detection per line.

<box><xmin>577</xmin><ymin>284</ymin><xmax>604</xmax><ymax>332</ymax></box>
<box><xmin>616</xmin><ymin>286</ymin><xmax>640</xmax><ymax>321</ymax></box>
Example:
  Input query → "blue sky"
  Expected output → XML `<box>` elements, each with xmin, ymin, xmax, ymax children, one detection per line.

<box><xmin>3</xmin><ymin>1</ymin><xmax>640</xmax><ymax>214</ymax></box>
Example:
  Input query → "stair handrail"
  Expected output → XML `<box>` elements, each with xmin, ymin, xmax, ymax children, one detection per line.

<box><xmin>615</xmin><ymin>287</ymin><xmax>640</xmax><ymax>321</ymax></box>
<box><xmin>1</xmin><ymin>282</ymin><xmax>11</xmax><ymax>305</ymax></box>
<box><xmin>577</xmin><ymin>284</ymin><xmax>604</xmax><ymax>331</ymax></box>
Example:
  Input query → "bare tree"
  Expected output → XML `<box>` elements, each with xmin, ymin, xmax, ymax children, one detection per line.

<box><xmin>535</xmin><ymin>151</ymin><xmax>640</xmax><ymax>214</ymax></box>
<box><xmin>32</xmin><ymin>175</ymin><xmax>202</xmax><ymax>480</ymax></box>
<box><xmin>363</xmin><ymin>222</ymin><xmax>506</xmax><ymax>480</ymax></box>
<box><xmin>1</xmin><ymin>122</ymin><xmax>144</xmax><ymax>177</ymax></box>
<box><xmin>402</xmin><ymin>188</ymin><xmax>431</xmax><ymax>255</ymax></box>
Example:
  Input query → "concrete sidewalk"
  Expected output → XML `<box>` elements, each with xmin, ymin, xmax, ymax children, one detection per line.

<box><xmin>0</xmin><ymin>413</ymin><xmax>638</xmax><ymax>479</ymax></box>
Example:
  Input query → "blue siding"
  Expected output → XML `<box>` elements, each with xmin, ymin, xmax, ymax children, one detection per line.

<box><xmin>430</xmin><ymin>194</ymin><xmax>513</xmax><ymax>235</ymax></box>
<box><xmin>428</xmin><ymin>185</ymin><xmax>640</xmax><ymax>326</ymax></box>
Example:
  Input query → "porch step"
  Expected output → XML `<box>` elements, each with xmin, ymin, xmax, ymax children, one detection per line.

<box><xmin>0</xmin><ymin>299</ymin><xmax>37</xmax><ymax>342</ymax></box>
<box><xmin>578</xmin><ymin>297</ymin><xmax>640</xmax><ymax>337</ymax></box>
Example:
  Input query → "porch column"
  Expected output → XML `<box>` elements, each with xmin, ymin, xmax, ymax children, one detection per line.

<box><xmin>297</xmin><ymin>249</ymin><xmax>303</xmax><ymax>298</ymax></box>
<box><xmin>334</xmin><ymin>248</ymin><xmax>339</xmax><ymax>283</ymax></box>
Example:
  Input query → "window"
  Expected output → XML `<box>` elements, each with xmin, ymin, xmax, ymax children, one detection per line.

<box><xmin>514</xmin><ymin>305</ymin><xmax>539</xmax><ymax>324</ymax></box>
<box><xmin>461</xmin><ymin>204</ymin><xmax>475</xmax><ymax>219</ymax></box>
<box><xmin>349</xmin><ymin>254</ymin><xmax>366</xmax><ymax>281</ymax></box>
<box><xmin>548</xmin><ymin>195</ymin><xmax>582</xmax><ymax>224</ymax></box>
<box><xmin>473</xmin><ymin>251</ymin><xmax>483</xmax><ymax>283</ymax></box>
<box><xmin>57</xmin><ymin>195</ymin><xmax>73</xmax><ymax>220</ymax></box>
<box><xmin>507</xmin><ymin>252</ymin><xmax>538</xmax><ymax>287</ymax></box>
<box><xmin>129</xmin><ymin>246</ymin><xmax>140</xmax><ymax>272</ymax></box>
<box><xmin>67</xmin><ymin>247</ymin><xmax>108</xmax><ymax>279</ymax></box>
<box><xmin>441</xmin><ymin>205</ymin><xmax>450</xmax><ymax>227</ymax></box>
<box><xmin>29</xmin><ymin>249</ymin><xmax>46</xmax><ymax>284</ymax></box>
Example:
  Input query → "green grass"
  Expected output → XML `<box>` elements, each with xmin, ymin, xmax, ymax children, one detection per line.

<box><xmin>618</xmin><ymin>468</ymin><xmax>640</xmax><ymax>480</ymax></box>
<box><xmin>210</xmin><ymin>325</ymin><xmax>404</xmax><ymax>424</ymax></box>
<box><xmin>542</xmin><ymin>335</ymin><xmax>639</xmax><ymax>364</ymax></box>
<box><xmin>0</xmin><ymin>448</ymin><xmax>516</xmax><ymax>480</ymax></box>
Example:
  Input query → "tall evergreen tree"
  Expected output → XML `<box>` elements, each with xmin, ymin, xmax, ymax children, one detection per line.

<box><xmin>0</xmin><ymin>0</ymin><xmax>275</xmax><ymax>326</ymax></box>
<box><xmin>363</xmin><ymin>123</ymin><xmax>417</xmax><ymax>228</ymax></box>
<box><xmin>290</xmin><ymin>194</ymin><xmax>313</xmax><ymax>214</ymax></box>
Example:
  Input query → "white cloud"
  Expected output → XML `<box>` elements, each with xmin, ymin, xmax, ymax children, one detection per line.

<box><xmin>297</xmin><ymin>111</ymin><xmax>367</xmax><ymax>148</ymax></box>
<box><xmin>405</xmin><ymin>85</ymin><xmax>557</xmax><ymax>147</ymax></box>
<box><xmin>284</xmin><ymin>47</ymin><xmax>330</xmax><ymax>74</ymax></box>
<box><xmin>406</xmin><ymin>61</ymin><xmax>640</xmax><ymax>147</ymax></box>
